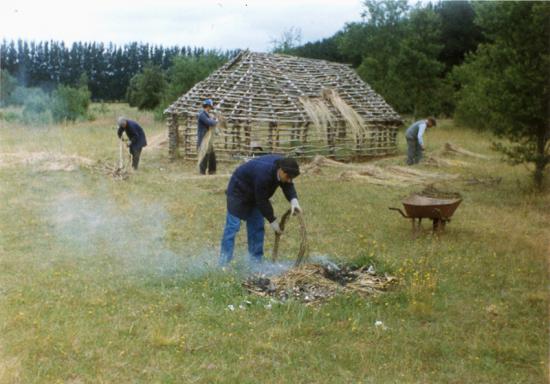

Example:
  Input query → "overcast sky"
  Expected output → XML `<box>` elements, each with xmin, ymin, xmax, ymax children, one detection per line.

<box><xmin>0</xmin><ymin>0</ymin><xmax>364</xmax><ymax>51</ymax></box>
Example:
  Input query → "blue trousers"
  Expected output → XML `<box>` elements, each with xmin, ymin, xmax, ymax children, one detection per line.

<box><xmin>219</xmin><ymin>208</ymin><xmax>265</xmax><ymax>265</ymax></box>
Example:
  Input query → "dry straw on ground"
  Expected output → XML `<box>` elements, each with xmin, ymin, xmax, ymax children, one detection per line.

<box><xmin>146</xmin><ymin>132</ymin><xmax>168</xmax><ymax>150</ymax></box>
<box><xmin>443</xmin><ymin>142</ymin><xmax>490</xmax><ymax>159</ymax></box>
<box><xmin>0</xmin><ymin>151</ymin><xmax>94</xmax><ymax>172</ymax></box>
<box><xmin>423</xmin><ymin>156</ymin><xmax>470</xmax><ymax>168</ymax></box>
<box><xmin>302</xmin><ymin>155</ymin><xmax>458</xmax><ymax>186</ymax></box>
<box><xmin>244</xmin><ymin>263</ymin><xmax>397</xmax><ymax>304</ymax></box>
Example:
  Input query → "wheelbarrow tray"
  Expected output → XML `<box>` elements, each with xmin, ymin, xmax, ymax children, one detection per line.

<box><xmin>402</xmin><ymin>194</ymin><xmax>462</xmax><ymax>219</ymax></box>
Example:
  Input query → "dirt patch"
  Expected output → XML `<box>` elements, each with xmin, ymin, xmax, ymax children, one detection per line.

<box><xmin>0</xmin><ymin>151</ymin><xmax>94</xmax><ymax>172</ymax></box>
<box><xmin>244</xmin><ymin>262</ymin><xmax>397</xmax><ymax>304</ymax></box>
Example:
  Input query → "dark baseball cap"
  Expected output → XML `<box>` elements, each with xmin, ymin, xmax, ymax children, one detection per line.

<box><xmin>277</xmin><ymin>157</ymin><xmax>300</xmax><ymax>178</ymax></box>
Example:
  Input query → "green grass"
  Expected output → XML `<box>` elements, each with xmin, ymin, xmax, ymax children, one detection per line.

<box><xmin>0</xmin><ymin>104</ymin><xmax>548</xmax><ymax>383</ymax></box>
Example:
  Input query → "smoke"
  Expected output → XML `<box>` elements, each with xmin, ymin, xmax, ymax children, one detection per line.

<box><xmin>46</xmin><ymin>192</ymin><xmax>214</xmax><ymax>280</ymax></box>
<box><xmin>13</xmin><ymin>86</ymin><xmax>53</xmax><ymax>125</ymax></box>
<box><xmin>45</xmin><ymin>192</ymin><xmax>296</xmax><ymax>283</ymax></box>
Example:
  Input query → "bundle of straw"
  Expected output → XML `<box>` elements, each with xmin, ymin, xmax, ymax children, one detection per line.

<box><xmin>323</xmin><ymin>88</ymin><xmax>367</xmax><ymax>144</ymax></box>
<box><xmin>299</xmin><ymin>96</ymin><xmax>335</xmax><ymax>136</ymax></box>
<box><xmin>272</xmin><ymin>209</ymin><xmax>309</xmax><ymax>266</ymax></box>
<box><xmin>196</xmin><ymin>129</ymin><xmax>213</xmax><ymax>169</ymax></box>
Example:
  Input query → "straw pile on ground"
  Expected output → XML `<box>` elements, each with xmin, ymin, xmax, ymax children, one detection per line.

<box><xmin>302</xmin><ymin>155</ymin><xmax>458</xmax><ymax>186</ymax></box>
<box><xmin>147</xmin><ymin>132</ymin><xmax>168</xmax><ymax>150</ymax></box>
<box><xmin>244</xmin><ymin>262</ymin><xmax>397</xmax><ymax>304</ymax></box>
<box><xmin>423</xmin><ymin>156</ymin><xmax>470</xmax><ymax>168</ymax></box>
<box><xmin>419</xmin><ymin>185</ymin><xmax>462</xmax><ymax>199</ymax></box>
<box><xmin>0</xmin><ymin>151</ymin><xmax>94</xmax><ymax>172</ymax></box>
<box><xmin>443</xmin><ymin>142</ymin><xmax>490</xmax><ymax>159</ymax></box>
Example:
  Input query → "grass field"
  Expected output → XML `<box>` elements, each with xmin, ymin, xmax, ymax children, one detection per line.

<box><xmin>0</xmin><ymin>104</ymin><xmax>548</xmax><ymax>383</ymax></box>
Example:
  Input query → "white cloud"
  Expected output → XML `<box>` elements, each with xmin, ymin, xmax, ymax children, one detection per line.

<box><xmin>0</xmin><ymin>0</ymin><xmax>363</xmax><ymax>51</ymax></box>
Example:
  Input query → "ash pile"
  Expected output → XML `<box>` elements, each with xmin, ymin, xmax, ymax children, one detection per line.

<box><xmin>244</xmin><ymin>262</ymin><xmax>397</xmax><ymax>304</ymax></box>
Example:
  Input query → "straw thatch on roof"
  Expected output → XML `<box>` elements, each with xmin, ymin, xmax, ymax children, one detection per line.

<box><xmin>164</xmin><ymin>50</ymin><xmax>403</xmax><ymax>161</ymax></box>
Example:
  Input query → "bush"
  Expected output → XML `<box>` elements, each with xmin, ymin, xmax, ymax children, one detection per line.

<box><xmin>50</xmin><ymin>85</ymin><xmax>91</xmax><ymax>122</ymax></box>
<box><xmin>164</xmin><ymin>55</ymin><xmax>225</xmax><ymax>103</ymax></box>
<box><xmin>0</xmin><ymin>110</ymin><xmax>20</xmax><ymax>122</ymax></box>
<box><xmin>126</xmin><ymin>65</ymin><xmax>167</xmax><ymax>110</ymax></box>
<box><xmin>0</xmin><ymin>70</ymin><xmax>17</xmax><ymax>106</ymax></box>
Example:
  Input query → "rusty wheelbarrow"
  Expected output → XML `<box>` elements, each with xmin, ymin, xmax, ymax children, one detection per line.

<box><xmin>389</xmin><ymin>194</ymin><xmax>462</xmax><ymax>235</ymax></box>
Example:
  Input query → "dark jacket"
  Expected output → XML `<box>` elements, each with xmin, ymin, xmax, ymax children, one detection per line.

<box><xmin>197</xmin><ymin>110</ymin><xmax>217</xmax><ymax>147</ymax></box>
<box><xmin>226</xmin><ymin>154</ymin><xmax>298</xmax><ymax>223</ymax></box>
<box><xmin>118</xmin><ymin>120</ymin><xmax>147</xmax><ymax>150</ymax></box>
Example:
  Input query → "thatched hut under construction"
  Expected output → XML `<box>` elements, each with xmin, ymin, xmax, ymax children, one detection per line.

<box><xmin>164</xmin><ymin>50</ymin><xmax>402</xmax><ymax>161</ymax></box>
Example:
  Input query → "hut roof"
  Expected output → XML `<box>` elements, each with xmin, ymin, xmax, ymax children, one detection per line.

<box><xmin>165</xmin><ymin>50</ymin><xmax>402</xmax><ymax>125</ymax></box>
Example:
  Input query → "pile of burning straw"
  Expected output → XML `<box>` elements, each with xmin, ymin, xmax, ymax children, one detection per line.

<box><xmin>244</xmin><ymin>262</ymin><xmax>397</xmax><ymax>304</ymax></box>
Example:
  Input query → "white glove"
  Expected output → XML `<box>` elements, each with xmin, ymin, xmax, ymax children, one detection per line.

<box><xmin>215</xmin><ymin>127</ymin><xmax>221</xmax><ymax>136</ymax></box>
<box><xmin>270</xmin><ymin>220</ymin><xmax>282</xmax><ymax>235</ymax></box>
<box><xmin>290</xmin><ymin>198</ymin><xmax>302</xmax><ymax>215</ymax></box>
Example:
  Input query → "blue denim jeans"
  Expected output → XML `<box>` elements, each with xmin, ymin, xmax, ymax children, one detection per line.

<box><xmin>219</xmin><ymin>208</ymin><xmax>265</xmax><ymax>265</ymax></box>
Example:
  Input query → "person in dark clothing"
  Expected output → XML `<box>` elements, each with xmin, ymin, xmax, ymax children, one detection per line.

<box><xmin>117</xmin><ymin>117</ymin><xmax>147</xmax><ymax>170</ymax></box>
<box><xmin>219</xmin><ymin>155</ymin><xmax>302</xmax><ymax>266</ymax></box>
<box><xmin>197</xmin><ymin>99</ymin><xmax>218</xmax><ymax>175</ymax></box>
<box><xmin>405</xmin><ymin>117</ymin><xmax>436</xmax><ymax>165</ymax></box>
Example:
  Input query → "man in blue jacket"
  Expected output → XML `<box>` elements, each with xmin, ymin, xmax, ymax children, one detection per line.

<box><xmin>405</xmin><ymin>117</ymin><xmax>436</xmax><ymax>165</ymax></box>
<box><xmin>219</xmin><ymin>155</ymin><xmax>302</xmax><ymax>266</ymax></box>
<box><xmin>197</xmin><ymin>99</ymin><xmax>218</xmax><ymax>175</ymax></box>
<box><xmin>117</xmin><ymin>117</ymin><xmax>147</xmax><ymax>170</ymax></box>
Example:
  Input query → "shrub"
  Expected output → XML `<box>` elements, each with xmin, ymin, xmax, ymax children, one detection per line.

<box><xmin>50</xmin><ymin>85</ymin><xmax>91</xmax><ymax>122</ymax></box>
<box><xmin>126</xmin><ymin>65</ymin><xmax>167</xmax><ymax>110</ymax></box>
<box><xmin>0</xmin><ymin>70</ymin><xmax>17</xmax><ymax>106</ymax></box>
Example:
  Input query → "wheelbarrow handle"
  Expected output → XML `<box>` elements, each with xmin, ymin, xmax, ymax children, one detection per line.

<box><xmin>389</xmin><ymin>207</ymin><xmax>409</xmax><ymax>218</ymax></box>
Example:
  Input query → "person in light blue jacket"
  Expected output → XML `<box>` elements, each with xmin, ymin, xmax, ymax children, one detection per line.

<box><xmin>405</xmin><ymin>117</ymin><xmax>436</xmax><ymax>165</ymax></box>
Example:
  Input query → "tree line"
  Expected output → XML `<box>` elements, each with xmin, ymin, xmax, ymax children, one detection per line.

<box><xmin>0</xmin><ymin>40</ymin><xmax>236</xmax><ymax>101</ymax></box>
